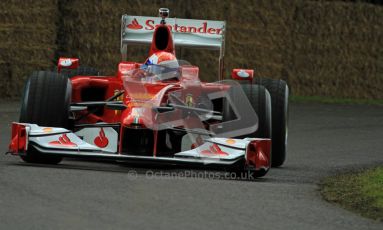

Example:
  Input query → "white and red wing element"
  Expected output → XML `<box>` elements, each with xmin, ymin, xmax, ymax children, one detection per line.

<box><xmin>121</xmin><ymin>16</ymin><xmax>225</xmax><ymax>54</ymax></box>
<box><xmin>9</xmin><ymin>123</ymin><xmax>102</xmax><ymax>152</ymax></box>
<box><xmin>10</xmin><ymin>124</ymin><xmax>119</xmax><ymax>153</ymax></box>
<box><xmin>31</xmin><ymin>132</ymin><xmax>100</xmax><ymax>151</ymax></box>
<box><xmin>49</xmin><ymin>134</ymin><xmax>77</xmax><ymax>147</ymax></box>
<box><xmin>176</xmin><ymin>142</ymin><xmax>245</xmax><ymax>160</ymax></box>
<box><xmin>75</xmin><ymin>127</ymin><xmax>118</xmax><ymax>153</ymax></box>
<box><xmin>8</xmin><ymin>123</ymin><xmax>270</xmax><ymax>171</ymax></box>
<box><xmin>176</xmin><ymin>137</ymin><xmax>252</xmax><ymax>160</ymax></box>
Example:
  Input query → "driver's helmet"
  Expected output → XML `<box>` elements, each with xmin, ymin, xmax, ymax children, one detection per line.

<box><xmin>144</xmin><ymin>51</ymin><xmax>179</xmax><ymax>68</ymax></box>
<box><xmin>140</xmin><ymin>52</ymin><xmax>180</xmax><ymax>81</ymax></box>
<box><xmin>141</xmin><ymin>51</ymin><xmax>179</xmax><ymax>76</ymax></box>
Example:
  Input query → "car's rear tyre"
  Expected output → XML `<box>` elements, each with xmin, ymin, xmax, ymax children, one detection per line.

<box><xmin>222</xmin><ymin>84</ymin><xmax>272</xmax><ymax>138</ymax></box>
<box><xmin>59</xmin><ymin>66</ymin><xmax>99</xmax><ymax>78</ymax></box>
<box><xmin>255</xmin><ymin>78</ymin><xmax>289</xmax><ymax>167</ymax></box>
<box><xmin>239</xmin><ymin>84</ymin><xmax>272</xmax><ymax>139</ymax></box>
<box><xmin>19</xmin><ymin>71</ymin><xmax>72</xmax><ymax>164</ymax></box>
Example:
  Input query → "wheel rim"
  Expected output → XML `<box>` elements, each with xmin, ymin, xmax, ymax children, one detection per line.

<box><xmin>284</xmin><ymin>86</ymin><xmax>289</xmax><ymax>147</ymax></box>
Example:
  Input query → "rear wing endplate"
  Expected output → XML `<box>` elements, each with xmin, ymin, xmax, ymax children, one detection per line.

<box><xmin>121</xmin><ymin>15</ymin><xmax>226</xmax><ymax>60</ymax></box>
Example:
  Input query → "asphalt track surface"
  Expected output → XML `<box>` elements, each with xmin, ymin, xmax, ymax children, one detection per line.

<box><xmin>0</xmin><ymin>101</ymin><xmax>382</xmax><ymax>230</ymax></box>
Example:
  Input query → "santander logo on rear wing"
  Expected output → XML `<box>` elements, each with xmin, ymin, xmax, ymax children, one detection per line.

<box><xmin>126</xmin><ymin>17</ymin><xmax>224</xmax><ymax>35</ymax></box>
<box><xmin>121</xmin><ymin>15</ymin><xmax>226</xmax><ymax>58</ymax></box>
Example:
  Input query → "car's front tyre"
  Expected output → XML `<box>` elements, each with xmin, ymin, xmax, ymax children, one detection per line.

<box><xmin>19</xmin><ymin>71</ymin><xmax>71</xmax><ymax>164</ymax></box>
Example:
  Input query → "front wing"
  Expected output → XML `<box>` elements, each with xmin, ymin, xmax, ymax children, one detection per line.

<box><xmin>8</xmin><ymin>123</ymin><xmax>271</xmax><ymax>171</ymax></box>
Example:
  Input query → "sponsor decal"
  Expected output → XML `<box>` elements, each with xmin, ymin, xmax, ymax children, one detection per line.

<box><xmin>201</xmin><ymin>144</ymin><xmax>228</xmax><ymax>156</ymax></box>
<box><xmin>60</xmin><ymin>58</ymin><xmax>73</xmax><ymax>67</ymax></box>
<box><xmin>237</xmin><ymin>70</ymin><xmax>249</xmax><ymax>78</ymax></box>
<box><xmin>75</xmin><ymin>127</ymin><xmax>118</xmax><ymax>153</ymax></box>
<box><xmin>127</xmin><ymin>18</ymin><xmax>143</xmax><ymax>30</ymax></box>
<box><xmin>232</xmin><ymin>69</ymin><xmax>254</xmax><ymax>80</ymax></box>
<box><xmin>127</xmin><ymin>18</ymin><xmax>223</xmax><ymax>35</ymax></box>
<box><xmin>185</xmin><ymin>94</ymin><xmax>194</xmax><ymax>107</ymax></box>
<box><xmin>42</xmin><ymin>127</ymin><xmax>53</xmax><ymax>133</ymax></box>
<box><xmin>94</xmin><ymin>128</ymin><xmax>109</xmax><ymax>148</ymax></box>
<box><xmin>225</xmin><ymin>139</ymin><xmax>236</xmax><ymax>145</ymax></box>
<box><xmin>49</xmin><ymin>134</ymin><xmax>77</xmax><ymax>147</ymax></box>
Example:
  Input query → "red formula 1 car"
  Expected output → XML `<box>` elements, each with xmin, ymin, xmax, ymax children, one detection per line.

<box><xmin>8</xmin><ymin>8</ymin><xmax>288</xmax><ymax>177</ymax></box>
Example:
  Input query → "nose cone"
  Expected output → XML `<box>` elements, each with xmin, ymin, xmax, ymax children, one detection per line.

<box><xmin>121</xmin><ymin>107</ymin><xmax>154</xmax><ymax>128</ymax></box>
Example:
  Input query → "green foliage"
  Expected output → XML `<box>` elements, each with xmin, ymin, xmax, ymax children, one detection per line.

<box><xmin>321</xmin><ymin>167</ymin><xmax>383</xmax><ymax>221</ymax></box>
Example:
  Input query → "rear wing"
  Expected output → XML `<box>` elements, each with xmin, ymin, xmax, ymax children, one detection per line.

<box><xmin>121</xmin><ymin>15</ymin><xmax>226</xmax><ymax>62</ymax></box>
<box><xmin>121</xmin><ymin>16</ymin><xmax>225</xmax><ymax>54</ymax></box>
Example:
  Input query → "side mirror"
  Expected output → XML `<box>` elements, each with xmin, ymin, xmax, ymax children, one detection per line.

<box><xmin>57</xmin><ymin>57</ymin><xmax>79</xmax><ymax>73</ymax></box>
<box><xmin>231</xmin><ymin>69</ymin><xmax>254</xmax><ymax>81</ymax></box>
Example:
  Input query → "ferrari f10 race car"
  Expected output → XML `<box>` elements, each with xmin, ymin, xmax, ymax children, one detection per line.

<box><xmin>8</xmin><ymin>8</ymin><xmax>289</xmax><ymax>178</ymax></box>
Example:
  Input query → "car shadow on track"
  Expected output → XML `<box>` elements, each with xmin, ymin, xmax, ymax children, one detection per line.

<box><xmin>6</xmin><ymin>159</ymin><xmax>271</xmax><ymax>183</ymax></box>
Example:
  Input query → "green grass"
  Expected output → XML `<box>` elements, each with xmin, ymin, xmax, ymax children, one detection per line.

<box><xmin>321</xmin><ymin>167</ymin><xmax>383</xmax><ymax>221</ymax></box>
<box><xmin>291</xmin><ymin>95</ymin><xmax>383</xmax><ymax>105</ymax></box>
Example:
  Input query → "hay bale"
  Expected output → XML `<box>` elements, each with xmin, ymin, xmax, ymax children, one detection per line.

<box><xmin>0</xmin><ymin>0</ymin><xmax>58</xmax><ymax>98</ymax></box>
<box><xmin>288</xmin><ymin>1</ymin><xmax>383</xmax><ymax>99</ymax></box>
<box><xmin>1</xmin><ymin>0</ymin><xmax>382</xmax><ymax>99</ymax></box>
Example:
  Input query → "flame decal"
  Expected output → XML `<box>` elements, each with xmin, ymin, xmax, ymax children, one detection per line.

<box><xmin>127</xmin><ymin>18</ymin><xmax>143</xmax><ymax>30</ymax></box>
<box><xmin>201</xmin><ymin>144</ymin><xmax>228</xmax><ymax>156</ymax></box>
<box><xmin>94</xmin><ymin>128</ymin><xmax>109</xmax><ymax>148</ymax></box>
<box><xmin>49</xmin><ymin>134</ymin><xmax>77</xmax><ymax>147</ymax></box>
